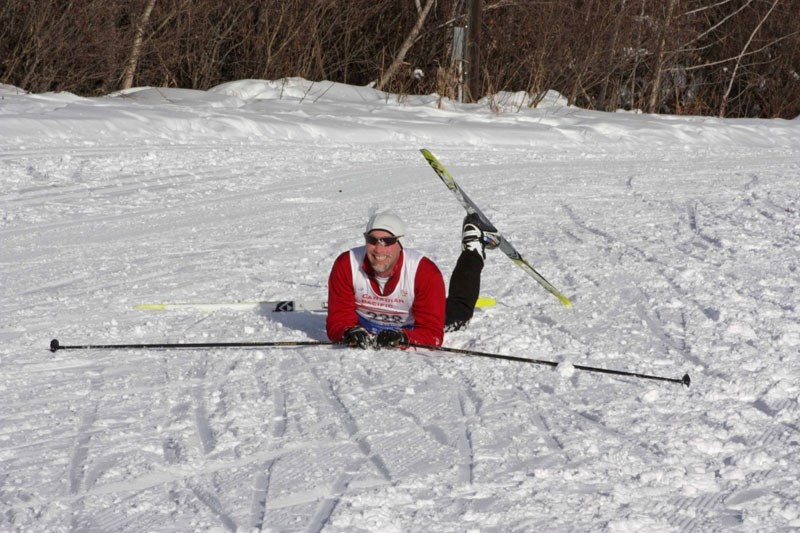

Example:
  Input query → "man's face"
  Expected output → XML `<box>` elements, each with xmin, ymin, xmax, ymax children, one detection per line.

<box><xmin>365</xmin><ymin>230</ymin><xmax>402</xmax><ymax>276</ymax></box>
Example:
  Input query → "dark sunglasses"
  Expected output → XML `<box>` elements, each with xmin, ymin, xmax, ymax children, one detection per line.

<box><xmin>364</xmin><ymin>233</ymin><xmax>402</xmax><ymax>246</ymax></box>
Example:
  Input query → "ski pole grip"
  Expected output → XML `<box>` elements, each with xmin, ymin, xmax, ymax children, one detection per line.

<box><xmin>50</xmin><ymin>339</ymin><xmax>61</xmax><ymax>352</ymax></box>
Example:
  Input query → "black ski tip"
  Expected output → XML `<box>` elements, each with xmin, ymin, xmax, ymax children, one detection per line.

<box><xmin>681</xmin><ymin>373</ymin><xmax>691</xmax><ymax>387</ymax></box>
<box><xmin>50</xmin><ymin>339</ymin><xmax>61</xmax><ymax>352</ymax></box>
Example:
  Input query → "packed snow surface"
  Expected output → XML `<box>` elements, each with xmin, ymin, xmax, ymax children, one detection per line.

<box><xmin>2</xmin><ymin>78</ymin><xmax>799</xmax><ymax>531</ymax></box>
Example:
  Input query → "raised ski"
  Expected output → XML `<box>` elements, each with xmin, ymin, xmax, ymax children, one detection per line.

<box><xmin>420</xmin><ymin>148</ymin><xmax>572</xmax><ymax>307</ymax></box>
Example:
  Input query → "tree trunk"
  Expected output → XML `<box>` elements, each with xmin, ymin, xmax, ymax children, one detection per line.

<box><xmin>599</xmin><ymin>0</ymin><xmax>626</xmax><ymax>110</ymax></box>
<box><xmin>647</xmin><ymin>0</ymin><xmax>677</xmax><ymax>113</ymax></box>
<box><xmin>120</xmin><ymin>0</ymin><xmax>156</xmax><ymax>90</ymax></box>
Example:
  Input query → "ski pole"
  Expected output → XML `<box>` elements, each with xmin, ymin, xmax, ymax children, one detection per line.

<box><xmin>405</xmin><ymin>343</ymin><xmax>690</xmax><ymax>387</ymax></box>
<box><xmin>49</xmin><ymin>338</ymin><xmax>332</xmax><ymax>352</ymax></box>
<box><xmin>48</xmin><ymin>339</ymin><xmax>690</xmax><ymax>387</ymax></box>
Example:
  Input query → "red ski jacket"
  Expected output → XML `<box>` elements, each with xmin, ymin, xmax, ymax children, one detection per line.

<box><xmin>326</xmin><ymin>248</ymin><xmax>445</xmax><ymax>346</ymax></box>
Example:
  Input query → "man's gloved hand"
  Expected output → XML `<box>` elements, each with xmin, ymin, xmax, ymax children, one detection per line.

<box><xmin>342</xmin><ymin>326</ymin><xmax>371</xmax><ymax>349</ymax></box>
<box><xmin>375</xmin><ymin>329</ymin><xmax>407</xmax><ymax>348</ymax></box>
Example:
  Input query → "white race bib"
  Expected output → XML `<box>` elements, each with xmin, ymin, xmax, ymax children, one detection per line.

<box><xmin>349</xmin><ymin>246</ymin><xmax>424</xmax><ymax>333</ymax></box>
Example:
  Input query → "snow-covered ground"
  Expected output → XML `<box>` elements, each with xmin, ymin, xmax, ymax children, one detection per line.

<box><xmin>2</xmin><ymin>78</ymin><xmax>799</xmax><ymax>532</ymax></box>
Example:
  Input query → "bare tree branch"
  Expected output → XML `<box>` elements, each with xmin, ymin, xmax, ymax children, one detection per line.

<box><xmin>719</xmin><ymin>0</ymin><xmax>781</xmax><ymax>117</ymax></box>
<box><xmin>376</xmin><ymin>0</ymin><xmax>436</xmax><ymax>91</ymax></box>
<box><xmin>670</xmin><ymin>30</ymin><xmax>799</xmax><ymax>72</ymax></box>
<box><xmin>684</xmin><ymin>0</ymin><xmax>736</xmax><ymax>16</ymax></box>
<box><xmin>676</xmin><ymin>0</ymin><xmax>752</xmax><ymax>53</ymax></box>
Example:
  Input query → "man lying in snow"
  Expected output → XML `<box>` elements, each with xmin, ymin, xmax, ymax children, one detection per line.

<box><xmin>326</xmin><ymin>211</ymin><xmax>498</xmax><ymax>349</ymax></box>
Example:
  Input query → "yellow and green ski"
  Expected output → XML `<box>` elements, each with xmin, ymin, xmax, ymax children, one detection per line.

<box><xmin>420</xmin><ymin>149</ymin><xmax>572</xmax><ymax>308</ymax></box>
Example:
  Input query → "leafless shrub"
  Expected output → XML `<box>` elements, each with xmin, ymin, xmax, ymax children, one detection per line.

<box><xmin>0</xmin><ymin>0</ymin><xmax>797</xmax><ymax>118</ymax></box>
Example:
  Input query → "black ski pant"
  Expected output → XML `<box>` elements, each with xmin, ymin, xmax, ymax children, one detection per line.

<box><xmin>444</xmin><ymin>250</ymin><xmax>483</xmax><ymax>331</ymax></box>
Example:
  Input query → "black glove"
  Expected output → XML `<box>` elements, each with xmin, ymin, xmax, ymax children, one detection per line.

<box><xmin>342</xmin><ymin>326</ymin><xmax>371</xmax><ymax>349</ymax></box>
<box><xmin>375</xmin><ymin>329</ymin><xmax>407</xmax><ymax>348</ymax></box>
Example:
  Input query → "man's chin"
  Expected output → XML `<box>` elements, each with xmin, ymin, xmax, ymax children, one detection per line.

<box><xmin>369</xmin><ymin>260</ymin><xmax>393</xmax><ymax>274</ymax></box>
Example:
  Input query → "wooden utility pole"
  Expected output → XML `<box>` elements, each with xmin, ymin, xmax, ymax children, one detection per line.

<box><xmin>466</xmin><ymin>0</ymin><xmax>482</xmax><ymax>101</ymax></box>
